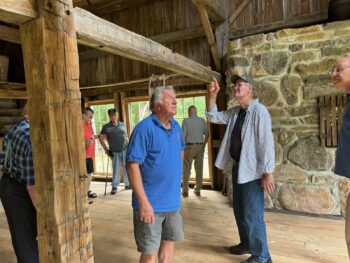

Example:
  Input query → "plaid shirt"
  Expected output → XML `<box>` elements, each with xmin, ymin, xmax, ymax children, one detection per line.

<box><xmin>0</xmin><ymin>118</ymin><xmax>34</xmax><ymax>186</ymax></box>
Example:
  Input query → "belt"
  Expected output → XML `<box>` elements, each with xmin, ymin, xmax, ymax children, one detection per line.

<box><xmin>186</xmin><ymin>143</ymin><xmax>203</xmax><ymax>145</ymax></box>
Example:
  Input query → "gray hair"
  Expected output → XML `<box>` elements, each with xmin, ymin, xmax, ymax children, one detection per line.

<box><xmin>149</xmin><ymin>86</ymin><xmax>174</xmax><ymax>112</ymax></box>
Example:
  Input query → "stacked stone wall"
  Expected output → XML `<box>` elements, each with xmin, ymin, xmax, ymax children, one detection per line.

<box><xmin>227</xmin><ymin>20</ymin><xmax>350</xmax><ymax>216</ymax></box>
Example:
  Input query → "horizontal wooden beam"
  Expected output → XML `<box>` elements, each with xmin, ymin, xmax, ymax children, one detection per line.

<box><xmin>0</xmin><ymin>82</ymin><xmax>26</xmax><ymax>89</ymax></box>
<box><xmin>192</xmin><ymin>0</ymin><xmax>226</xmax><ymax>22</ymax></box>
<box><xmin>0</xmin><ymin>0</ymin><xmax>37</xmax><ymax>25</ymax></box>
<box><xmin>74</xmin><ymin>8</ymin><xmax>221</xmax><ymax>83</ymax></box>
<box><xmin>0</xmin><ymin>89</ymin><xmax>28</xmax><ymax>99</ymax></box>
<box><xmin>0</xmin><ymin>2</ymin><xmax>221</xmax><ymax>83</ymax></box>
<box><xmin>0</xmin><ymin>24</ymin><xmax>21</xmax><ymax>44</ymax></box>
<box><xmin>81</xmin><ymin>77</ymin><xmax>206</xmax><ymax>97</ymax></box>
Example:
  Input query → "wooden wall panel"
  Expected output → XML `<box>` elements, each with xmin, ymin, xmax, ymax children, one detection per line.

<box><xmin>229</xmin><ymin>0</ymin><xmax>329</xmax><ymax>39</ymax></box>
<box><xmin>79</xmin><ymin>0</ymin><xmax>210</xmax><ymax>88</ymax></box>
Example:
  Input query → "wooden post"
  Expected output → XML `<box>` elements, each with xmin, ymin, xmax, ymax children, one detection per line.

<box><xmin>19</xmin><ymin>0</ymin><xmax>93</xmax><ymax>262</ymax></box>
<box><xmin>113</xmin><ymin>92</ymin><xmax>123</xmax><ymax>122</ymax></box>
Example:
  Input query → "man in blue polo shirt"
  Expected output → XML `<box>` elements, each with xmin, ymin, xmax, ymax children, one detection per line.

<box><xmin>330</xmin><ymin>55</ymin><xmax>350</xmax><ymax>258</ymax></box>
<box><xmin>126</xmin><ymin>86</ymin><xmax>185</xmax><ymax>263</ymax></box>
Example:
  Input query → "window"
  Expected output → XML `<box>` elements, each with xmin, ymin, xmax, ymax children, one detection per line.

<box><xmin>319</xmin><ymin>94</ymin><xmax>348</xmax><ymax>147</ymax></box>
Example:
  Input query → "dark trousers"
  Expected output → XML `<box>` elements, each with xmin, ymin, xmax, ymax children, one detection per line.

<box><xmin>232</xmin><ymin>165</ymin><xmax>270</xmax><ymax>261</ymax></box>
<box><xmin>0</xmin><ymin>174</ymin><xmax>39</xmax><ymax>263</ymax></box>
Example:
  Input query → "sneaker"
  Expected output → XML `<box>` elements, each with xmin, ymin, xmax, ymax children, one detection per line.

<box><xmin>182</xmin><ymin>192</ymin><xmax>188</xmax><ymax>197</ymax></box>
<box><xmin>229</xmin><ymin>243</ymin><xmax>250</xmax><ymax>255</ymax></box>
<box><xmin>240</xmin><ymin>256</ymin><xmax>272</xmax><ymax>263</ymax></box>
<box><xmin>125</xmin><ymin>185</ymin><xmax>131</xmax><ymax>190</ymax></box>
<box><xmin>87</xmin><ymin>191</ymin><xmax>97</xmax><ymax>198</ymax></box>
<box><xmin>111</xmin><ymin>187</ymin><xmax>117</xmax><ymax>195</ymax></box>
<box><xmin>195</xmin><ymin>191</ymin><xmax>201</xmax><ymax>197</ymax></box>
<box><xmin>88</xmin><ymin>198</ymin><xmax>93</xmax><ymax>205</ymax></box>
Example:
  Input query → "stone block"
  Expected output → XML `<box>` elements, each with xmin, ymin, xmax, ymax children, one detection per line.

<box><xmin>287</xmin><ymin>104</ymin><xmax>317</xmax><ymax>116</ymax></box>
<box><xmin>228</xmin><ymin>40</ymin><xmax>240</xmax><ymax>51</ymax></box>
<box><xmin>253</xmin><ymin>43</ymin><xmax>272</xmax><ymax>53</ymax></box>
<box><xmin>294</xmin><ymin>32</ymin><xmax>328</xmax><ymax>42</ymax></box>
<box><xmin>323</xmin><ymin>20</ymin><xmax>350</xmax><ymax>31</ymax></box>
<box><xmin>304</xmin><ymin>40</ymin><xmax>331</xmax><ymax>50</ymax></box>
<box><xmin>295</xmin><ymin>58</ymin><xmax>336</xmax><ymax>80</ymax></box>
<box><xmin>322</xmin><ymin>46</ymin><xmax>350</xmax><ymax>57</ymax></box>
<box><xmin>300</xmin><ymin>115</ymin><xmax>319</xmax><ymax>126</ymax></box>
<box><xmin>272</xmin><ymin>118</ymin><xmax>300</xmax><ymax>127</ymax></box>
<box><xmin>291</xmin><ymin>51</ymin><xmax>317</xmax><ymax>63</ymax></box>
<box><xmin>228</xmin><ymin>56</ymin><xmax>249</xmax><ymax>67</ymax></box>
<box><xmin>268</xmin><ymin>108</ymin><xmax>286</xmax><ymax>119</ymax></box>
<box><xmin>250</xmin><ymin>51</ymin><xmax>289</xmax><ymax>77</ymax></box>
<box><xmin>253</xmin><ymin>81</ymin><xmax>279</xmax><ymax>106</ymax></box>
<box><xmin>303</xmin><ymin>84</ymin><xmax>342</xmax><ymax>100</ymax></box>
<box><xmin>279</xmin><ymin>185</ymin><xmax>338</xmax><ymax>215</ymax></box>
<box><xmin>276</xmin><ymin>129</ymin><xmax>298</xmax><ymax>147</ymax></box>
<box><xmin>289</xmin><ymin>44</ymin><xmax>303</xmax><ymax>52</ymax></box>
<box><xmin>264</xmin><ymin>192</ymin><xmax>274</xmax><ymax>209</ymax></box>
<box><xmin>274</xmin><ymin>164</ymin><xmax>307</xmax><ymax>184</ymax></box>
<box><xmin>241</xmin><ymin>34</ymin><xmax>265</xmax><ymax>47</ymax></box>
<box><xmin>275</xmin><ymin>140</ymin><xmax>283</xmax><ymax>165</ymax></box>
<box><xmin>281</xmin><ymin>75</ymin><xmax>302</xmax><ymax>105</ymax></box>
<box><xmin>311</xmin><ymin>174</ymin><xmax>337</xmax><ymax>185</ymax></box>
<box><xmin>334</xmin><ymin>29</ymin><xmax>350</xmax><ymax>37</ymax></box>
<box><xmin>274</xmin><ymin>25</ymin><xmax>322</xmax><ymax>39</ymax></box>
<box><xmin>288</xmin><ymin>136</ymin><xmax>333</xmax><ymax>170</ymax></box>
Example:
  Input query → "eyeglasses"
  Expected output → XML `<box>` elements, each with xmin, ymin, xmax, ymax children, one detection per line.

<box><xmin>329</xmin><ymin>66</ymin><xmax>350</xmax><ymax>75</ymax></box>
<box><xmin>232</xmin><ymin>82</ymin><xmax>249</xmax><ymax>88</ymax></box>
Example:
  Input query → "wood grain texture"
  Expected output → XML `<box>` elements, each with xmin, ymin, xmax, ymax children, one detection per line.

<box><xmin>19</xmin><ymin>1</ymin><xmax>93</xmax><ymax>262</ymax></box>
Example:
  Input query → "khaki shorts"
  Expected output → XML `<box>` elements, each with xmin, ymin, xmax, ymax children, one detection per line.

<box><xmin>133</xmin><ymin>209</ymin><xmax>184</xmax><ymax>254</ymax></box>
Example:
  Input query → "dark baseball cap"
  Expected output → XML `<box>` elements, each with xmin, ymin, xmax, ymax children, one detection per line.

<box><xmin>230</xmin><ymin>74</ymin><xmax>255</xmax><ymax>86</ymax></box>
<box><xmin>107</xmin><ymin>108</ymin><xmax>117</xmax><ymax>115</ymax></box>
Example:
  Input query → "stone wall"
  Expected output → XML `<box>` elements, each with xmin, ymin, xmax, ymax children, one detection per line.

<box><xmin>227</xmin><ymin>20</ymin><xmax>350</xmax><ymax>216</ymax></box>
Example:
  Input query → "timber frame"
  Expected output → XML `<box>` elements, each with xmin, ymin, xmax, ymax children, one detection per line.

<box><xmin>0</xmin><ymin>0</ymin><xmax>224</xmax><ymax>262</ymax></box>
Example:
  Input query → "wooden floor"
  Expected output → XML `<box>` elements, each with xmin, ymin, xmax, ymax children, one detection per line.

<box><xmin>0</xmin><ymin>182</ymin><xmax>348</xmax><ymax>263</ymax></box>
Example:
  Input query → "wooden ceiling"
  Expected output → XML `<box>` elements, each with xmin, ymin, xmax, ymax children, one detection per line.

<box><xmin>73</xmin><ymin>0</ymin><xmax>153</xmax><ymax>15</ymax></box>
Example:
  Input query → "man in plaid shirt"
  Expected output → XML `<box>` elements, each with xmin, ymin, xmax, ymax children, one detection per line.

<box><xmin>0</xmin><ymin>103</ymin><xmax>38</xmax><ymax>263</ymax></box>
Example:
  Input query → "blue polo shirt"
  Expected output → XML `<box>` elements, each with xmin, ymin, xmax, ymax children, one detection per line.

<box><xmin>335</xmin><ymin>95</ymin><xmax>350</xmax><ymax>178</ymax></box>
<box><xmin>126</xmin><ymin>113</ymin><xmax>185</xmax><ymax>212</ymax></box>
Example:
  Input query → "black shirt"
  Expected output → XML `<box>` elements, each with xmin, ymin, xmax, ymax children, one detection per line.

<box><xmin>229</xmin><ymin>108</ymin><xmax>247</xmax><ymax>163</ymax></box>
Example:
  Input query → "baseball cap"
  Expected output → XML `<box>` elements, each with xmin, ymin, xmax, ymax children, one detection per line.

<box><xmin>230</xmin><ymin>74</ymin><xmax>255</xmax><ymax>86</ymax></box>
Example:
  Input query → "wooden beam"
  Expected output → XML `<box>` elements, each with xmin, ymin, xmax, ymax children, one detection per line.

<box><xmin>74</xmin><ymin>7</ymin><xmax>221</xmax><ymax>83</ymax></box>
<box><xmin>0</xmin><ymin>89</ymin><xmax>27</xmax><ymax>99</ymax></box>
<box><xmin>192</xmin><ymin>0</ymin><xmax>226</xmax><ymax>22</ymax></box>
<box><xmin>0</xmin><ymin>0</ymin><xmax>37</xmax><ymax>25</ymax></box>
<box><xmin>81</xmin><ymin>77</ymin><xmax>206</xmax><ymax>97</ymax></box>
<box><xmin>229</xmin><ymin>0</ymin><xmax>251</xmax><ymax>26</ymax></box>
<box><xmin>0</xmin><ymin>82</ymin><xmax>26</xmax><ymax>90</ymax></box>
<box><xmin>19</xmin><ymin>0</ymin><xmax>93</xmax><ymax>262</ymax></box>
<box><xmin>195</xmin><ymin>3</ymin><xmax>221</xmax><ymax>71</ymax></box>
<box><xmin>0</xmin><ymin>24</ymin><xmax>21</xmax><ymax>44</ymax></box>
<box><xmin>0</xmin><ymin>1</ymin><xmax>221</xmax><ymax>83</ymax></box>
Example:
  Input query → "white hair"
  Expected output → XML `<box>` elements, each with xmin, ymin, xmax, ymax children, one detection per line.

<box><xmin>149</xmin><ymin>86</ymin><xmax>174</xmax><ymax>112</ymax></box>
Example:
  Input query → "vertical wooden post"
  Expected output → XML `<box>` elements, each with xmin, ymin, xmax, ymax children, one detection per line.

<box><xmin>19</xmin><ymin>1</ymin><xmax>93</xmax><ymax>262</ymax></box>
<box><xmin>113</xmin><ymin>92</ymin><xmax>124</xmax><ymax>122</ymax></box>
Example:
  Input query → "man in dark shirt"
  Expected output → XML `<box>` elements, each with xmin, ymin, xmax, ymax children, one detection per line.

<box><xmin>0</xmin><ymin>103</ymin><xmax>39</xmax><ymax>263</ymax></box>
<box><xmin>99</xmin><ymin>109</ymin><xmax>130</xmax><ymax>194</ymax></box>
<box><xmin>331</xmin><ymin>55</ymin><xmax>350</xmax><ymax>258</ymax></box>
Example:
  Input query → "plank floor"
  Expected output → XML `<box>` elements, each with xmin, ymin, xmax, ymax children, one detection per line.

<box><xmin>0</xmin><ymin>182</ymin><xmax>348</xmax><ymax>263</ymax></box>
